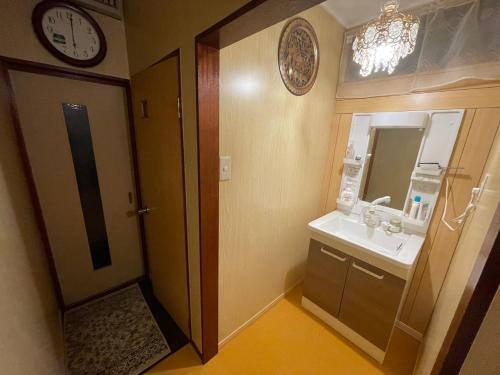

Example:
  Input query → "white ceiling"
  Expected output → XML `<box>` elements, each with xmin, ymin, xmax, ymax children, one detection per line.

<box><xmin>321</xmin><ymin>0</ymin><xmax>433</xmax><ymax>28</ymax></box>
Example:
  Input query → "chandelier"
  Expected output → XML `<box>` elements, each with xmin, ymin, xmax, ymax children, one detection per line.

<box><xmin>352</xmin><ymin>0</ymin><xmax>420</xmax><ymax>77</ymax></box>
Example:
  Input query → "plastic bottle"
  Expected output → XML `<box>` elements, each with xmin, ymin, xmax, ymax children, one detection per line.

<box><xmin>420</xmin><ymin>202</ymin><xmax>431</xmax><ymax>221</ymax></box>
<box><xmin>341</xmin><ymin>182</ymin><xmax>355</xmax><ymax>203</ymax></box>
<box><xmin>346</xmin><ymin>143</ymin><xmax>355</xmax><ymax>159</ymax></box>
<box><xmin>409</xmin><ymin>195</ymin><xmax>421</xmax><ymax>219</ymax></box>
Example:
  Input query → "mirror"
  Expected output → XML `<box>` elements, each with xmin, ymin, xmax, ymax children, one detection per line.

<box><xmin>359</xmin><ymin>128</ymin><xmax>424</xmax><ymax>210</ymax></box>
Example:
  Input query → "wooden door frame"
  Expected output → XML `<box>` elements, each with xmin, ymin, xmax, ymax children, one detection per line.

<box><xmin>0</xmin><ymin>56</ymin><xmax>148</xmax><ymax>310</ymax></box>
<box><xmin>432</xmin><ymin>203</ymin><xmax>500</xmax><ymax>374</ymax></box>
<box><xmin>194</xmin><ymin>0</ymin><xmax>324</xmax><ymax>363</ymax></box>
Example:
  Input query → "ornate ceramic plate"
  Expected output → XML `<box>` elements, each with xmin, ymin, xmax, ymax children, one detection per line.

<box><xmin>278</xmin><ymin>18</ymin><xmax>319</xmax><ymax>96</ymax></box>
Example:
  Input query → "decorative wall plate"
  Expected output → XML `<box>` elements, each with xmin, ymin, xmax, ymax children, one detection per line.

<box><xmin>278</xmin><ymin>18</ymin><xmax>319</xmax><ymax>96</ymax></box>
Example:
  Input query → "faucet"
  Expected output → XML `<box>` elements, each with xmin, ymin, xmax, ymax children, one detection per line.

<box><xmin>370</xmin><ymin>196</ymin><xmax>391</xmax><ymax>208</ymax></box>
<box><xmin>363</xmin><ymin>196</ymin><xmax>391</xmax><ymax>227</ymax></box>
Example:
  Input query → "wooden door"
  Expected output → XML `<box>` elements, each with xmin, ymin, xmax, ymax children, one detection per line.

<box><xmin>303</xmin><ymin>239</ymin><xmax>351</xmax><ymax>317</ymax></box>
<box><xmin>9</xmin><ymin>70</ymin><xmax>144</xmax><ymax>306</ymax></box>
<box><xmin>339</xmin><ymin>259</ymin><xmax>405</xmax><ymax>350</ymax></box>
<box><xmin>131</xmin><ymin>56</ymin><xmax>190</xmax><ymax>336</ymax></box>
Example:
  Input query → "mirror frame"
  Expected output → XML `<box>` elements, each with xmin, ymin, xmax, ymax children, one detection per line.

<box><xmin>337</xmin><ymin>110</ymin><xmax>464</xmax><ymax>233</ymax></box>
<box><xmin>353</xmin><ymin>113</ymin><xmax>429</xmax><ymax>217</ymax></box>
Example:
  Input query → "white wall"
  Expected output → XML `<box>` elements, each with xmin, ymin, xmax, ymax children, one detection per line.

<box><xmin>218</xmin><ymin>5</ymin><xmax>344</xmax><ymax>344</ymax></box>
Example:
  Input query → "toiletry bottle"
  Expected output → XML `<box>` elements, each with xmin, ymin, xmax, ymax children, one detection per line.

<box><xmin>420</xmin><ymin>202</ymin><xmax>430</xmax><ymax>221</ymax></box>
<box><xmin>341</xmin><ymin>182</ymin><xmax>355</xmax><ymax>203</ymax></box>
<box><xmin>346</xmin><ymin>143</ymin><xmax>355</xmax><ymax>159</ymax></box>
<box><xmin>417</xmin><ymin>200</ymin><xmax>423</xmax><ymax>221</ymax></box>
<box><xmin>409</xmin><ymin>196</ymin><xmax>421</xmax><ymax>219</ymax></box>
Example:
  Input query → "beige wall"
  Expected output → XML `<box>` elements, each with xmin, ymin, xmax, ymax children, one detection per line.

<box><xmin>415</xmin><ymin>127</ymin><xmax>500</xmax><ymax>374</ymax></box>
<box><xmin>124</xmin><ymin>0</ymin><xmax>252</xmax><ymax>350</ymax></box>
<box><xmin>219</xmin><ymin>6</ymin><xmax>344</xmax><ymax>343</ymax></box>
<box><xmin>0</xmin><ymin>0</ymin><xmax>130</xmax><ymax>78</ymax></box>
<box><xmin>460</xmin><ymin>288</ymin><xmax>500</xmax><ymax>375</ymax></box>
<box><xmin>0</xmin><ymin>77</ymin><xmax>64</xmax><ymax>373</ymax></box>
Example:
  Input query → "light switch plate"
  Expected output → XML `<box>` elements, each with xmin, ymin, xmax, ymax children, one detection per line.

<box><xmin>220</xmin><ymin>156</ymin><xmax>231</xmax><ymax>181</ymax></box>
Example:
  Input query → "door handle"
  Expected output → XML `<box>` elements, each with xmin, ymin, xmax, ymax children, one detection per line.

<box><xmin>352</xmin><ymin>262</ymin><xmax>384</xmax><ymax>280</ymax></box>
<box><xmin>137</xmin><ymin>206</ymin><xmax>156</xmax><ymax>215</ymax></box>
<box><xmin>320</xmin><ymin>247</ymin><xmax>347</xmax><ymax>262</ymax></box>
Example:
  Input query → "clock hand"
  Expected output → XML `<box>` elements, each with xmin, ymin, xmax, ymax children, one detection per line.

<box><xmin>69</xmin><ymin>14</ymin><xmax>76</xmax><ymax>48</ymax></box>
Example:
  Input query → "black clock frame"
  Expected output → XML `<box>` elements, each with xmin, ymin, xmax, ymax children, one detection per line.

<box><xmin>32</xmin><ymin>0</ymin><xmax>107</xmax><ymax>67</ymax></box>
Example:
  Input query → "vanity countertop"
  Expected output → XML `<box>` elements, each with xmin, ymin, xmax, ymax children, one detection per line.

<box><xmin>308</xmin><ymin>210</ymin><xmax>425</xmax><ymax>280</ymax></box>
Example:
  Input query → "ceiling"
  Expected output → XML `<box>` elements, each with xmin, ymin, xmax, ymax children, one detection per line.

<box><xmin>321</xmin><ymin>0</ymin><xmax>434</xmax><ymax>28</ymax></box>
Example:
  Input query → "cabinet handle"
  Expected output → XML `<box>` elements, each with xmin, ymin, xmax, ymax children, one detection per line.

<box><xmin>320</xmin><ymin>247</ymin><xmax>347</xmax><ymax>262</ymax></box>
<box><xmin>353</xmin><ymin>262</ymin><xmax>384</xmax><ymax>280</ymax></box>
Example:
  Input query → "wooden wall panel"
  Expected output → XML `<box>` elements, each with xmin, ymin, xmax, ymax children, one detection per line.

<box><xmin>399</xmin><ymin>109</ymin><xmax>476</xmax><ymax>322</ymax></box>
<box><xmin>324</xmin><ymin>114</ymin><xmax>352</xmax><ymax>213</ymax></box>
<box><xmin>416</xmin><ymin>132</ymin><xmax>500</xmax><ymax>375</ymax></box>
<box><xmin>384</xmin><ymin>326</ymin><xmax>421</xmax><ymax>375</ymax></box>
<box><xmin>335</xmin><ymin>85</ymin><xmax>500</xmax><ymax>114</ymax></box>
<box><xmin>319</xmin><ymin>114</ymin><xmax>341</xmax><ymax>214</ymax></box>
<box><xmin>406</xmin><ymin>108</ymin><xmax>500</xmax><ymax>331</ymax></box>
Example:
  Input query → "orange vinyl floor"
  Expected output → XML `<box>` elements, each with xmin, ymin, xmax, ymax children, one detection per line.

<box><xmin>146</xmin><ymin>286</ymin><xmax>386</xmax><ymax>375</ymax></box>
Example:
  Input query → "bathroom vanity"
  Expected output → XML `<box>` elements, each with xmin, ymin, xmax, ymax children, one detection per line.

<box><xmin>303</xmin><ymin>211</ymin><xmax>423</xmax><ymax>362</ymax></box>
<box><xmin>302</xmin><ymin>110</ymin><xmax>464</xmax><ymax>362</ymax></box>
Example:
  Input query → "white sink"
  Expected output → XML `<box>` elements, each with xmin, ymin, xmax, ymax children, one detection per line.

<box><xmin>308</xmin><ymin>211</ymin><xmax>424</xmax><ymax>280</ymax></box>
<box><xmin>319</xmin><ymin>216</ymin><xmax>408</xmax><ymax>257</ymax></box>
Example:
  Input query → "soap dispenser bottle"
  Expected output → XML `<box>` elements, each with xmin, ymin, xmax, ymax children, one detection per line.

<box><xmin>409</xmin><ymin>196</ymin><xmax>421</xmax><ymax>219</ymax></box>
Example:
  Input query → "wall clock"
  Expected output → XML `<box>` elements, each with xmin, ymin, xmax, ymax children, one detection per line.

<box><xmin>278</xmin><ymin>18</ymin><xmax>319</xmax><ymax>96</ymax></box>
<box><xmin>33</xmin><ymin>0</ymin><xmax>107</xmax><ymax>67</ymax></box>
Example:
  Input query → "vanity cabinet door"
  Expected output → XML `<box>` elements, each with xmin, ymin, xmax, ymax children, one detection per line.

<box><xmin>339</xmin><ymin>259</ymin><xmax>405</xmax><ymax>350</ymax></box>
<box><xmin>303</xmin><ymin>239</ymin><xmax>350</xmax><ymax>317</ymax></box>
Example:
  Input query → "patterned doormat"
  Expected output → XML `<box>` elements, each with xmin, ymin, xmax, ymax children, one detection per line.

<box><xmin>64</xmin><ymin>284</ymin><xmax>171</xmax><ymax>374</ymax></box>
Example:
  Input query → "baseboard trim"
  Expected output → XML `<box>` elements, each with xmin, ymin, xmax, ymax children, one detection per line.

<box><xmin>395</xmin><ymin>320</ymin><xmax>423</xmax><ymax>341</ymax></box>
<box><xmin>301</xmin><ymin>297</ymin><xmax>386</xmax><ymax>363</ymax></box>
<box><xmin>218</xmin><ymin>279</ymin><xmax>303</xmax><ymax>349</ymax></box>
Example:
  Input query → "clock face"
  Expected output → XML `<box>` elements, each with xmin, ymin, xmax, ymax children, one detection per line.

<box><xmin>33</xmin><ymin>1</ymin><xmax>106</xmax><ymax>67</ymax></box>
<box><xmin>42</xmin><ymin>7</ymin><xmax>100</xmax><ymax>60</ymax></box>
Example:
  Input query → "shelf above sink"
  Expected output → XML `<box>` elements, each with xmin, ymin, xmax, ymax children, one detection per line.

<box><xmin>343</xmin><ymin>158</ymin><xmax>363</xmax><ymax>167</ymax></box>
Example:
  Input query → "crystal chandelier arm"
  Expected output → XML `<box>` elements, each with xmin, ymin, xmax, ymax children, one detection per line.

<box><xmin>352</xmin><ymin>0</ymin><xmax>420</xmax><ymax>77</ymax></box>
